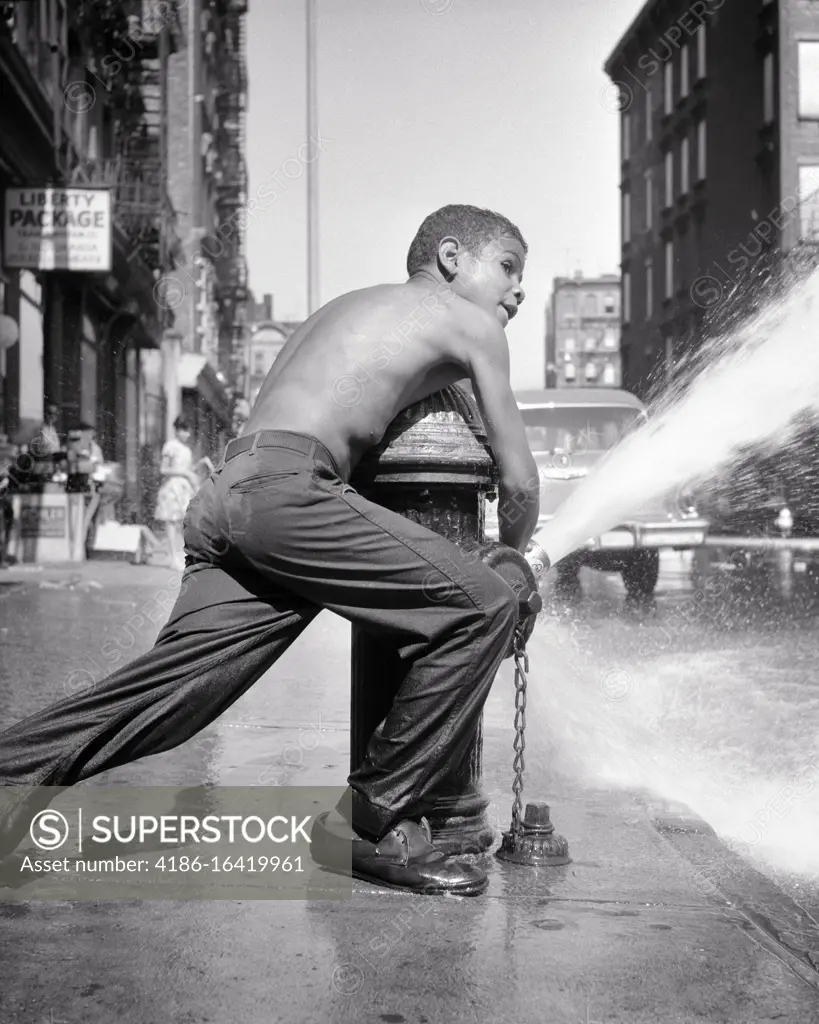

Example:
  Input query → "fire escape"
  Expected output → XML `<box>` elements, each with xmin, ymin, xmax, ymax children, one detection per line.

<box><xmin>69</xmin><ymin>1</ymin><xmax>182</xmax><ymax>311</ymax></box>
<box><xmin>213</xmin><ymin>0</ymin><xmax>249</xmax><ymax>393</ymax></box>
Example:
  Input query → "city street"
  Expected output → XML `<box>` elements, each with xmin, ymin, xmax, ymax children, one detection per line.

<box><xmin>0</xmin><ymin>554</ymin><xmax>818</xmax><ymax>1022</ymax></box>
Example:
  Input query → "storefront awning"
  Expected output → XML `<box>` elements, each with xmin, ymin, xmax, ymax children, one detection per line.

<box><xmin>179</xmin><ymin>353</ymin><xmax>231</xmax><ymax>424</ymax></box>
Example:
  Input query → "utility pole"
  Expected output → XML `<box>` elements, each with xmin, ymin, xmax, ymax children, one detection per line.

<box><xmin>306</xmin><ymin>0</ymin><xmax>319</xmax><ymax>315</ymax></box>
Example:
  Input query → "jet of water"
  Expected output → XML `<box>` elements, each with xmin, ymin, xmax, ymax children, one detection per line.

<box><xmin>533</xmin><ymin>267</ymin><xmax>819</xmax><ymax>566</ymax></box>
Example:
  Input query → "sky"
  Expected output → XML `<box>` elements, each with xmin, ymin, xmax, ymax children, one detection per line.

<box><xmin>244</xmin><ymin>0</ymin><xmax>646</xmax><ymax>390</ymax></box>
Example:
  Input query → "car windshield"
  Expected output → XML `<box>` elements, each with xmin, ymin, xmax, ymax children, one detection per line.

<box><xmin>520</xmin><ymin>405</ymin><xmax>643</xmax><ymax>454</ymax></box>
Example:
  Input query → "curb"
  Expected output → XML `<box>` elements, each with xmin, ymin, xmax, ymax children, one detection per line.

<box><xmin>642</xmin><ymin>796</ymin><xmax>819</xmax><ymax>990</ymax></box>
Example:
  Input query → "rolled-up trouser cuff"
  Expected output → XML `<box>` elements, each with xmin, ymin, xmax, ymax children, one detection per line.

<box><xmin>342</xmin><ymin>789</ymin><xmax>396</xmax><ymax>841</ymax></box>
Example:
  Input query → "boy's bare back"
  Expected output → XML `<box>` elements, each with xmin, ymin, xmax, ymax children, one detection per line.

<box><xmin>248</xmin><ymin>281</ymin><xmax>489</xmax><ymax>479</ymax></box>
<box><xmin>243</xmin><ymin>206</ymin><xmax>539</xmax><ymax>551</ymax></box>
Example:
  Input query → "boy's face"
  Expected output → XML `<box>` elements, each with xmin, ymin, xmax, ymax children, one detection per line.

<box><xmin>449</xmin><ymin>234</ymin><xmax>527</xmax><ymax>328</ymax></box>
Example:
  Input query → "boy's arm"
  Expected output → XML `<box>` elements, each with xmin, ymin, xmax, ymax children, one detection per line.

<box><xmin>456</xmin><ymin>315</ymin><xmax>540</xmax><ymax>553</ymax></box>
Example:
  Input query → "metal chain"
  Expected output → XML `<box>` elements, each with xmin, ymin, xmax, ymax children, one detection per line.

<box><xmin>510</xmin><ymin>626</ymin><xmax>529</xmax><ymax>835</ymax></box>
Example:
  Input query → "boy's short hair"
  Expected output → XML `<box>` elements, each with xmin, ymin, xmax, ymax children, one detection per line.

<box><xmin>406</xmin><ymin>204</ymin><xmax>527</xmax><ymax>276</ymax></box>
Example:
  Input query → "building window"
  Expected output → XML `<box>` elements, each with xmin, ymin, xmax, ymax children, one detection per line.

<box><xmin>697</xmin><ymin>119</ymin><xmax>706</xmax><ymax>180</ymax></box>
<box><xmin>680</xmin><ymin>134</ymin><xmax>690</xmax><ymax>195</ymax></box>
<box><xmin>253</xmin><ymin>351</ymin><xmax>265</xmax><ymax>374</ymax></box>
<box><xmin>646</xmin><ymin>84</ymin><xmax>653</xmax><ymax>142</ymax></box>
<box><xmin>664</xmin><ymin>61</ymin><xmax>674</xmax><ymax>115</ymax></box>
<box><xmin>680</xmin><ymin>43</ymin><xmax>689</xmax><ymax>99</ymax></box>
<box><xmin>645</xmin><ymin>169</ymin><xmax>654</xmax><ymax>230</ymax></box>
<box><xmin>585</xmin><ymin>335</ymin><xmax>597</xmax><ymax>351</ymax></box>
<box><xmin>583</xmin><ymin>293</ymin><xmax>598</xmax><ymax>317</ymax></box>
<box><xmin>584</xmin><ymin>361</ymin><xmax>598</xmax><ymax>382</ymax></box>
<box><xmin>603</xmin><ymin>293</ymin><xmax>616</xmax><ymax>313</ymax></box>
<box><xmin>561</xmin><ymin>294</ymin><xmax>575</xmax><ymax>317</ymax></box>
<box><xmin>696</xmin><ymin>23</ymin><xmax>706</xmax><ymax>81</ymax></box>
<box><xmin>565</xmin><ymin>362</ymin><xmax>577</xmax><ymax>382</ymax></box>
<box><xmin>665</xmin><ymin>149</ymin><xmax>674</xmax><ymax>207</ymax></box>
<box><xmin>798</xmin><ymin>165</ymin><xmax>819</xmax><ymax>240</ymax></box>
<box><xmin>623</xmin><ymin>190</ymin><xmax>632</xmax><ymax>243</ymax></box>
<box><xmin>645</xmin><ymin>258</ymin><xmax>654</xmax><ymax>320</ymax></box>
<box><xmin>764</xmin><ymin>52</ymin><xmax>775</xmax><ymax>124</ymax></box>
<box><xmin>622</xmin><ymin>110</ymin><xmax>631</xmax><ymax>160</ymax></box>
<box><xmin>665</xmin><ymin>241</ymin><xmax>674</xmax><ymax>299</ymax></box>
<box><xmin>603</xmin><ymin>362</ymin><xmax>616</xmax><ymax>385</ymax></box>
<box><xmin>799</xmin><ymin>43</ymin><xmax>819</xmax><ymax>119</ymax></box>
<box><xmin>603</xmin><ymin>327</ymin><xmax>617</xmax><ymax>347</ymax></box>
<box><xmin>623</xmin><ymin>271</ymin><xmax>631</xmax><ymax>323</ymax></box>
<box><xmin>563</xmin><ymin>337</ymin><xmax>576</xmax><ymax>353</ymax></box>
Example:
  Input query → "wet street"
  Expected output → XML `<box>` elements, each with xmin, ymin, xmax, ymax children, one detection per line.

<box><xmin>0</xmin><ymin>555</ymin><xmax>818</xmax><ymax>1021</ymax></box>
<box><xmin>531</xmin><ymin>549</ymin><xmax>819</xmax><ymax>915</ymax></box>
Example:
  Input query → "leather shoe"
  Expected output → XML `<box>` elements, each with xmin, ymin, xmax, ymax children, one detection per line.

<box><xmin>311</xmin><ymin>812</ymin><xmax>488</xmax><ymax>896</ymax></box>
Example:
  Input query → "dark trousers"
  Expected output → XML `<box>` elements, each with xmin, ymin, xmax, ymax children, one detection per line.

<box><xmin>0</xmin><ymin>432</ymin><xmax>518</xmax><ymax>839</ymax></box>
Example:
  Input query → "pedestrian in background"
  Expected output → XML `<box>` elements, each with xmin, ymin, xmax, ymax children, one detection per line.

<box><xmin>0</xmin><ymin>438</ymin><xmax>15</xmax><ymax>568</ymax></box>
<box><xmin>154</xmin><ymin>417</ymin><xmax>198</xmax><ymax>572</ymax></box>
<box><xmin>34</xmin><ymin>403</ymin><xmax>61</xmax><ymax>457</ymax></box>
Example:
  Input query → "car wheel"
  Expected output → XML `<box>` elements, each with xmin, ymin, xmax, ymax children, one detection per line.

<box><xmin>621</xmin><ymin>549</ymin><xmax>660</xmax><ymax>599</ymax></box>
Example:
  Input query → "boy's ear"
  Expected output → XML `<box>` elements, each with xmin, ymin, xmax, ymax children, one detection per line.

<box><xmin>437</xmin><ymin>236</ymin><xmax>460</xmax><ymax>277</ymax></box>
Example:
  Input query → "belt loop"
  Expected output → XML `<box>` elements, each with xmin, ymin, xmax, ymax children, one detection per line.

<box><xmin>249</xmin><ymin>430</ymin><xmax>261</xmax><ymax>455</ymax></box>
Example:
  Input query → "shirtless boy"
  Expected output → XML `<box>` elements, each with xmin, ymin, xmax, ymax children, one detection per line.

<box><xmin>0</xmin><ymin>205</ymin><xmax>540</xmax><ymax>897</ymax></box>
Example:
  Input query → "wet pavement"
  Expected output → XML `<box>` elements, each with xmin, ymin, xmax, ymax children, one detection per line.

<box><xmin>0</xmin><ymin>556</ymin><xmax>818</xmax><ymax>1022</ymax></box>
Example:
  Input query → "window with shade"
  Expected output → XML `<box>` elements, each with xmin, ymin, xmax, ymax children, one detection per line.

<box><xmin>664</xmin><ymin>61</ymin><xmax>674</xmax><ymax>115</ymax></box>
<box><xmin>645</xmin><ymin>259</ymin><xmax>654</xmax><ymax>320</ymax></box>
<box><xmin>680</xmin><ymin>135</ymin><xmax>690</xmax><ymax>195</ymax></box>
<box><xmin>763</xmin><ymin>52</ymin><xmax>775</xmax><ymax>124</ymax></box>
<box><xmin>680</xmin><ymin>43</ymin><xmax>689</xmax><ymax>99</ymax></box>
<box><xmin>665</xmin><ymin>241</ymin><xmax>674</xmax><ymax>299</ymax></box>
<box><xmin>665</xmin><ymin>149</ymin><xmax>674</xmax><ymax>207</ymax></box>
<box><xmin>798</xmin><ymin>165</ymin><xmax>819</xmax><ymax>241</ymax></box>
<box><xmin>799</xmin><ymin>43</ymin><xmax>819</xmax><ymax>119</ymax></box>
<box><xmin>645</xmin><ymin>170</ymin><xmax>653</xmax><ymax>230</ymax></box>
<box><xmin>697</xmin><ymin>119</ymin><xmax>706</xmax><ymax>180</ymax></box>
<box><xmin>623</xmin><ymin>271</ymin><xmax>631</xmax><ymax>323</ymax></box>
<box><xmin>696</xmin><ymin>24</ymin><xmax>706</xmax><ymax>80</ymax></box>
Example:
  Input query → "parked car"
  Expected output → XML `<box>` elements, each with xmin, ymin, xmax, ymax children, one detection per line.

<box><xmin>484</xmin><ymin>387</ymin><xmax>710</xmax><ymax>599</ymax></box>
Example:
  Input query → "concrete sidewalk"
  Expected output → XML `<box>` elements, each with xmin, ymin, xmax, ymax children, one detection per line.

<box><xmin>0</xmin><ymin>562</ymin><xmax>818</xmax><ymax>1023</ymax></box>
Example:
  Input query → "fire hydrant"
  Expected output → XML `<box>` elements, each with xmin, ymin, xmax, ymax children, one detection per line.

<box><xmin>350</xmin><ymin>384</ymin><xmax>541</xmax><ymax>854</ymax></box>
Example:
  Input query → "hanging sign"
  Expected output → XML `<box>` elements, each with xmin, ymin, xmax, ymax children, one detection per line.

<box><xmin>3</xmin><ymin>187</ymin><xmax>113</xmax><ymax>272</ymax></box>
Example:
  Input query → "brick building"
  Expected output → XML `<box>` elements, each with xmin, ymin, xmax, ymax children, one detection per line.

<box><xmin>605</xmin><ymin>0</ymin><xmax>819</xmax><ymax>399</ymax></box>
<box><xmin>0</xmin><ymin>0</ymin><xmax>173</xmax><ymax>518</ymax></box>
<box><xmin>240</xmin><ymin>291</ymin><xmax>300</xmax><ymax>408</ymax></box>
<box><xmin>157</xmin><ymin>0</ymin><xmax>249</xmax><ymax>455</ymax></box>
<box><xmin>544</xmin><ymin>272</ymin><xmax>622</xmax><ymax>388</ymax></box>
